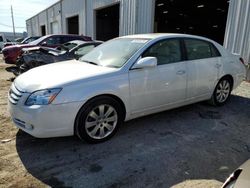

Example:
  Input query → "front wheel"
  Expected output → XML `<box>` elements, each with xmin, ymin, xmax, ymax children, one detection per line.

<box><xmin>210</xmin><ymin>78</ymin><xmax>232</xmax><ymax>106</ymax></box>
<box><xmin>75</xmin><ymin>96</ymin><xmax>123</xmax><ymax>143</ymax></box>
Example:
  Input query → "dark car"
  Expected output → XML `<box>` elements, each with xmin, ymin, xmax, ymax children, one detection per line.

<box><xmin>15</xmin><ymin>37</ymin><xmax>24</xmax><ymax>43</ymax></box>
<box><xmin>11</xmin><ymin>40</ymin><xmax>102</xmax><ymax>74</ymax></box>
<box><xmin>2</xmin><ymin>34</ymin><xmax>92</xmax><ymax>64</ymax></box>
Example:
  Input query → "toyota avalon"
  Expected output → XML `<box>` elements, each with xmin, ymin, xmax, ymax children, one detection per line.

<box><xmin>8</xmin><ymin>34</ymin><xmax>246</xmax><ymax>143</ymax></box>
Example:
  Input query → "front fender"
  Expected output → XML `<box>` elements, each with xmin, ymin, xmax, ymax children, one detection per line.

<box><xmin>53</xmin><ymin>73</ymin><xmax>131</xmax><ymax>119</ymax></box>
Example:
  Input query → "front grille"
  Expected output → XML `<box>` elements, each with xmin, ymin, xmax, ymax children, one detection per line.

<box><xmin>9</xmin><ymin>84</ymin><xmax>24</xmax><ymax>105</ymax></box>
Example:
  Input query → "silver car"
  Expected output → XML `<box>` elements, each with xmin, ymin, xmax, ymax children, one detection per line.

<box><xmin>8</xmin><ymin>33</ymin><xmax>246</xmax><ymax>143</ymax></box>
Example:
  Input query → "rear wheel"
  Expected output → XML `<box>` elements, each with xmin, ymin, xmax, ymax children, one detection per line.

<box><xmin>210</xmin><ymin>78</ymin><xmax>232</xmax><ymax>106</ymax></box>
<box><xmin>75</xmin><ymin>96</ymin><xmax>123</xmax><ymax>143</ymax></box>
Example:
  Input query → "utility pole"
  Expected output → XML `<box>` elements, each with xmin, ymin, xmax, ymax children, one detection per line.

<box><xmin>11</xmin><ymin>5</ymin><xmax>16</xmax><ymax>39</ymax></box>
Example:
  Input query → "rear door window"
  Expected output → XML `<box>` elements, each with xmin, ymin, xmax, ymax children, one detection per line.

<box><xmin>0</xmin><ymin>36</ymin><xmax>3</xmax><ymax>42</ymax></box>
<box><xmin>184</xmin><ymin>39</ymin><xmax>220</xmax><ymax>60</ymax></box>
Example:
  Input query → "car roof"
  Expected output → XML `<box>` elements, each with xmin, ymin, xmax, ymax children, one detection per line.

<box><xmin>120</xmin><ymin>33</ymin><xmax>215</xmax><ymax>42</ymax></box>
<box><xmin>45</xmin><ymin>34</ymin><xmax>87</xmax><ymax>37</ymax></box>
<box><xmin>68</xmin><ymin>40</ymin><xmax>102</xmax><ymax>45</ymax></box>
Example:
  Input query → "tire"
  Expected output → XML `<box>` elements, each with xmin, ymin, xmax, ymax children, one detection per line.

<box><xmin>210</xmin><ymin>77</ymin><xmax>232</xmax><ymax>106</ymax></box>
<box><xmin>75</xmin><ymin>96</ymin><xmax>123</xmax><ymax>143</ymax></box>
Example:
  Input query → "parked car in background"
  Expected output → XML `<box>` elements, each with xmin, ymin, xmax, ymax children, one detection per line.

<box><xmin>2</xmin><ymin>34</ymin><xmax>92</xmax><ymax>64</ymax></box>
<box><xmin>20</xmin><ymin>36</ymin><xmax>41</xmax><ymax>44</ymax></box>
<box><xmin>0</xmin><ymin>34</ymin><xmax>7</xmax><ymax>51</ymax></box>
<box><xmin>3</xmin><ymin>41</ymin><xmax>17</xmax><ymax>48</ymax></box>
<box><xmin>15</xmin><ymin>40</ymin><xmax>102</xmax><ymax>74</ymax></box>
<box><xmin>15</xmin><ymin>37</ymin><xmax>24</xmax><ymax>43</ymax></box>
<box><xmin>8</xmin><ymin>33</ymin><xmax>246</xmax><ymax>143</ymax></box>
<box><xmin>222</xmin><ymin>159</ymin><xmax>250</xmax><ymax>188</ymax></box>
<box><xmin>3</xmin><ymin>36</ymin><xmax>41</xmax><ymax>48</ymax></box>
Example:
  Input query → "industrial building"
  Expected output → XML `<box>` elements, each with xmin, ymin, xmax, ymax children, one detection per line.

<box><xmin>26</xmin><ymin>0</ymin><xmax>250</xmax><ymax>63</ymax></box>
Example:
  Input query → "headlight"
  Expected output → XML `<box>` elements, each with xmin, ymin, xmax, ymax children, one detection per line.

<box><xmin>25</xmin><ymin>88</ymin><xmax>62</xmax><ymax>106</ymax></box>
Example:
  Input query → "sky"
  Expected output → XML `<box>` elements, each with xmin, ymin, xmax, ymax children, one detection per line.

<box><xmin>0</xmin><ymin>0</ymin><xmax>58</xmax><ymax>33</ymax></box>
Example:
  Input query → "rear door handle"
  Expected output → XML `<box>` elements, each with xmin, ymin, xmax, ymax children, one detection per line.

<box><xmin>176</xmin><ymin>70</ymin><xmax>186</xmax><ymax>75</ymax></box>
<box><xmin>215</xmin><ymin>64</ymin><xmax>222</xmax><ymax>68</ymax></box>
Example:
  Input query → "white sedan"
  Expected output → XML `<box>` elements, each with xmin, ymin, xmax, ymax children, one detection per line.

<box><xmin>8</xmin><ymin>33</ymin><xmax>246</xmax><ymax>143</ymax></box>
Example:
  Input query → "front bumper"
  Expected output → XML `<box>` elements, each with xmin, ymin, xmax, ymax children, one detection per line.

<box><xmin>2</xmin><ymin>55</ymin><xmax>16</xmax><ymax>64</ymax></box>
<box><xmin>8</xmin><ymin>91</ymin><xmax>83</xmax><ymax>138</ymax></box>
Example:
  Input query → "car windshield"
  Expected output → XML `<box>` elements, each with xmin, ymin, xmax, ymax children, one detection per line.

<box><xmin>21</xmin><ymin>37</ymin><xmax>40</xmax><ymax>44</ymax></box>
<box><xmin>61</xmin><ymin>42</ymin><xmax>78</xmax><ymax>51</ymax></box>
<box><xmin>29</xmin><ymin>36</ymin><xmax>48</xmax><ymax>45</ymax></box>
<box><xmin>79</xmin><ymin>38</ymin><xmax>149</xmax><ymax>68</ymax></box>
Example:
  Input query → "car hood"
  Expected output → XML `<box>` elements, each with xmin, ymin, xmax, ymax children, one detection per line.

<box><xmin>14</xmin><ymin>60</ymin><xmax>117</xmax><ymax>92</ymax></box>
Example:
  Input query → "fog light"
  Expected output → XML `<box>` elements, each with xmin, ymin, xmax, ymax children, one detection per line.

<box><xmin>25</xmin><ymin>124</ymin><xmax>34</xmax><ymax>130</ymax></box>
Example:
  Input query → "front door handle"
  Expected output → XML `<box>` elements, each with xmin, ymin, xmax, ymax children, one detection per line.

<box><xmin>176</xmin><ymin>70</ymin><xmax>186</xmax><ymax>75</ymax></box>
<box><xmin>215</xmin><ymin>64</ymin><xmax>222</xmax><ymax>68</ymax></box>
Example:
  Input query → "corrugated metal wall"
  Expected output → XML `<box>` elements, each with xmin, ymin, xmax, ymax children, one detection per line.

<box><xmin>26</xmin><ymin>0</ymin><xmax>249</xmax><ymax>64</ymax></box>
<box><xmin>47</xmin><ymin>2</ymin><xmax>62</xmax><ymax>34</ymax></box>
<box><xmin>120</xmin><ymin>0</ymin><xmax>137</xmax><ymax>35</ymax></box>
<box><xmin>31</xmin><ymin>17</ymin><xmax>39</xmax><ymax>36</ymax></box>
<box><xmin>38</xmin><ymin>11</ymin><xmax>47</xmax><ymax>35</ymax></box>
<box><xmin>85</xmin><ymin>0</ymin><xmax>154</xmax><ymax>38</ymax></box>
<box><xmin>26</xmin><ymin>19</ymin><xmax>32</xmax><ymax>35</ymax></box>
<box><xmin>136</xmin><ymin>0</ymin><xmax>154</xmax><ymax>34</ymax></box>
<box><xmin>61</xmin><ymin>0</ymin><xmax>86</xmax><ymax>35</ymax></box>
<box><xmin>26</xmin><ymin>1</ymin><xmax>62</xmax><ymax>36</ymax></box>
<box><xmin>86</xmin><ymin>0</ymin><xmax>121</xmax><ymax>38</ymax></box>
<box><xmin>224</xmin><ymin>0</ymin><xmax>250</xmax><ymax>63</ymax></box>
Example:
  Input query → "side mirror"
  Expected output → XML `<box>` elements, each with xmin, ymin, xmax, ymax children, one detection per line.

<box><xmin>132</xmin><ymin>57</ymin><xmax>157</xmax><ymax>69</ymax></box>
<box><xmin>74</xmin><ymin>51</ymin><xmax>80</xmax><ymax>60</ymax></box>
<box><xmin>41</xmin><ymin>41</ymin><xmax>47</xmax><ymax>46</ymax></box>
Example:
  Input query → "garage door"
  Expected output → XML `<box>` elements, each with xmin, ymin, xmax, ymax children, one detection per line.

<box><xmin>67</xmin><ymin>15</ymin><xmax>79</xmax><ymax>34</ymax></box>
<box><xmin>154</xmin><ymin>0</ymin><xmax>229</xmax><ymax>44</ymax></box>
<box><xmin>96</xmin><ymin>4</ymin><xmax>120</xmax><ymax>41</ymax></box>
<box><xmin>51</xmin><ymin>21</ymin><xmax>59</xmax><ymax>34</ymax></box>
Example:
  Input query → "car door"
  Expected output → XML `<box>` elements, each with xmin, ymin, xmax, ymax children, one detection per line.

<box><xmin>129</xmin><ymin>39</ymin><xmax>187</xmax><ymax>114</ymax></box>
<box><xmin>184</xmin><ymin>38</ymin><xmax>222</xmax><ymax>99</ymax></box>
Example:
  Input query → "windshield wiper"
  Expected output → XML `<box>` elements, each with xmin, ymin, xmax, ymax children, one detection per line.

<box><xmin>106</xmin><ymin>65</ymin><xmax>120</xmax><ymax>68</ymax></box>
<box><xmin>81</xmin><ymin>60</ymin><xmax>99</xmax><ymax>66</ymax></box>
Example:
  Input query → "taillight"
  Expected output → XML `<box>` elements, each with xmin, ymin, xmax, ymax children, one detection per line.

<box><xmin>239</xmin><ymin>57</ymin><xmax>245</xmax><ymax>65</ymax></box>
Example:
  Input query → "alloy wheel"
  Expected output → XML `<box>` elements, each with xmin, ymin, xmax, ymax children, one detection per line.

<box><xmin>85</xmin><ymin>104</ymin><xmax>118</xmax><ymax>139</ymax></box>
<box><xmin>216</xmin><ymin>80</ymin><xmax>231</xmax><ymax>103</ymax></box>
